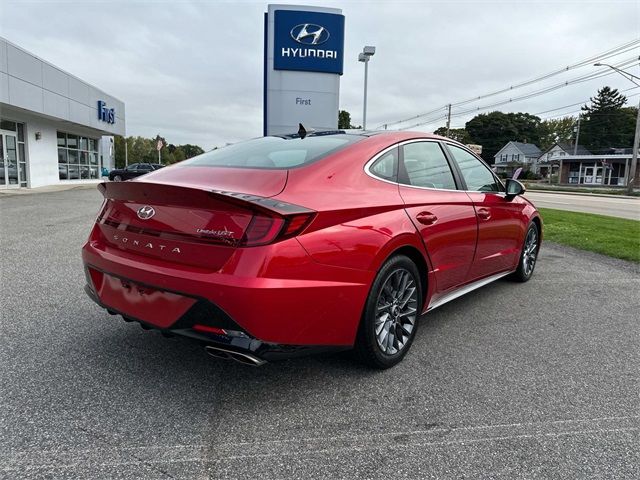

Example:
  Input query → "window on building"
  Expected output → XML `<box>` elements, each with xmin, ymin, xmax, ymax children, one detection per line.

<box><xmin>0</xmin><ymin>119</ymin><xmax>27</xmax><ymax>186</ymax></box>
<box><xmin>58</xmin><ymin>131</ymin><xmax>99</xmax><ymax>180</ymax></box>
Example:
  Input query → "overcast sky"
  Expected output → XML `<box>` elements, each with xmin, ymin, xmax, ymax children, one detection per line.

<box><xmin>3</xmin><ymin>0</ymin><xmax>639</xmax><ymax>149</ymax></box>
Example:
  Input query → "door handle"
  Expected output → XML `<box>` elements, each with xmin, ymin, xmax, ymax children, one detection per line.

<box><xmin>477</xmin><ymin>208</ymin><xmax>491</xmax><ymax>220</ymax></box>
<box><xmin>416</xmin><ymin>211</ymin><xmax>438</xmax><ymax>225</ymax></box>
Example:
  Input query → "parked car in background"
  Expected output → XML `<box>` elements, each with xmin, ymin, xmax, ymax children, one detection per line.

<box><xmin>108</xmin><ymin>163</ymin><xmax>164</xmax><ymax>181</ymax></box>
<box><xmin>83</xmin><ymin>131</ymin><xmax>541</xmax><ymax>369</ymax></box>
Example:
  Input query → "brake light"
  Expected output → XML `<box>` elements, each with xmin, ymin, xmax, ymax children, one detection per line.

<box><xmin>283</xmin><ymin>213</ymin><xmax>314</xmax><ymax>237</ymax></box>
<box><xmin>242</xmin><ymin>215</ymin><xmax>285</xmax><ymax>246</ymax></box>
<box><xmin>241</xmin><ymin>212</ymin><xmax>314</xmax><ymax>247</ymax></box>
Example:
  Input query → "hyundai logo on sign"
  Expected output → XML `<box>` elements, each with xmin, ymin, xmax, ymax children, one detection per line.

<box><xmin>290</xmin><ymin>24</ymin><xmax>330</xmax><ymax>45</ymax></box>
<box><xmin>273</xmin><ymin>10</ymin><xmax>345</xmax><ymax>75</ymax></box>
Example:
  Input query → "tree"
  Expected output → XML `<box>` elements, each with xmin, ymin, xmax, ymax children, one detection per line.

<box><xmin>338</xmin><ymin>110</ymin><xmax>360</xmax><ymax>129</ymax></box>
<box><xmin>112</xmin><ymin>135</ymin><xmax>204</xmax><ymax>168</ymax></box>
<box><xmin>180</xmin><ymin>144</ymin><xmax>205</xmax><ymax>159</ymax></box>
<box><xmin>580</xmin><ymin>86</ymin><xmax>635</xmax><ymax>152</ymax></box>
<box><xmin>465</xmin><ymin>111</ymin><xmax>542</xmax><ymax>163</ymax></box>
<box><xmin>433</xmin><ymin>127</ymin><xmax>471</xmax><ymax>144</ymax></box>
<box><xmin>538</xmin><ymin>116</ymin><xmax>576</xmax><ymax>151</ymax></box>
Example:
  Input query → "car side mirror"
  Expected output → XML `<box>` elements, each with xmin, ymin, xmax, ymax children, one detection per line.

<box><xmin>505</xmin><ymin>179</ymin><xmax>525</xmax><ymax>199</ymax></box>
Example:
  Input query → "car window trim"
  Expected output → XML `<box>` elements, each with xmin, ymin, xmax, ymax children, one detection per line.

<box><xmin>442</xmin><ymin>142</ymin><xmax>506</xmax><ymax>194</ymax></box>
<box><xmin>364</xmin><ymin>139</ymin><xmax>466</xmax><ymax>193</ymax></box>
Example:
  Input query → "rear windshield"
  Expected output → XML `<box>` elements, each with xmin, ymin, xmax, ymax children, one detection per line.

<box><xmin>182</xmin><ymin>134</ymin><xmax>363</xmax><ymax>169</ymax></box>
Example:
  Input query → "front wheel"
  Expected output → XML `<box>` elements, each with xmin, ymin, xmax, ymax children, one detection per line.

<box><xmin>511</xmin><ymin>222</ymin><xmax>540</xmax><ymax>282</ymax></box>
<box><xmin>355</xmin><ymin>255</ymin><xmax>423</xmax><ymax>369</ymax></box>
<box><xmin>113</xmin><ymin>175</ymin><xmax>123</xmax><ymax>182</ymax></box>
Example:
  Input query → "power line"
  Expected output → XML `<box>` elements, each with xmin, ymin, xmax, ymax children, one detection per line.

<box><xmin>450</xmin><ymin>40</ymin><xmax>640</xmax><ymax>108</ymax></box>
<box><xmin>447</xmin><ymin>57</ymin><xmax>639</xmax><ymax>119</ymax></box>
<box><xmin>379</xmin><ymin>38</ymin><xmax>640</xmax><ymax>129</ymax></box>
<box><xmin>531</xmin><ymin>86</ymin><xmax>639</xmax><ymax>116</ymax></box>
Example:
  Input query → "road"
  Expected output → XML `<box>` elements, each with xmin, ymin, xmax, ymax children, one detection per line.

<box><xmin>1</xmin><ymin>189</ymin><xmax>639</xmax><ymax>479</ymax></box>
<box><xmin>525</xmin><ymin>191</ymin><xmax>640</xmax><ymax>220</ymax></box>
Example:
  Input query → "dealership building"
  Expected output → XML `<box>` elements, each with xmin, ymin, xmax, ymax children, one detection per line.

<box><xmin>0</xmin><ymin>37</ymin><xmax>124</xmax><ymax>189</ymax></box>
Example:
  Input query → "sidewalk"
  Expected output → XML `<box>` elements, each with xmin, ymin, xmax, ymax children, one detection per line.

<box><xmin>0</xmin><ymin>182</ymin><xmax>101</xmax><ymax>197</ymax></box>
<box><xmin>524</xmin><ymin>188</ymin><xmax>639</xmax><ymax>200</ymax></box>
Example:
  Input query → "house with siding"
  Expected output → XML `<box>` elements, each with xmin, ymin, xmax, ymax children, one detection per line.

<box><xmin>493</xmin><ymin>141</ymin><xmax>542</xmax><ymax>175</ymax></box>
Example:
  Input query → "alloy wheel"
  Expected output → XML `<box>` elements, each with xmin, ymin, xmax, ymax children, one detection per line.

<box><xmin>522</xmin><ymin>227</ymin><xmax>538</xmax><ymax>277</ymax></box>
<box><xmin>374</xmin><ymin>268</ymin><xmax>418</xmax><ymax>355</ymax></box>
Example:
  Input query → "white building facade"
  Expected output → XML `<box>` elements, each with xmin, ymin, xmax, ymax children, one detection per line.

<box><xmin>0</xmin><ymin>37</ymin><xmax>125</xmax><ymax>189</ymax></box>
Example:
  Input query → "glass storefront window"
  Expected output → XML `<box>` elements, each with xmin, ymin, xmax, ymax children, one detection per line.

<box><xmin>58</xmin><ymin>148</ymin><xmax>68</xmax><ymax>164</ymax></box>
<box><xmin>67</xmin><ymin>134</ymin><xmax>78</xmax><ymax>149</ymax></box>
<box><xmin>68</xmin><ymin>150</ymin><xmax>79</xmax><ymax>164</ymax></box>
<box><xmin>68</xmin><ymin>165</ymin><xmax>79</xmax><ymax>179</ymax></box>
<box><xmin>0</xmin><ymin>119</ymin><xmax>27</xmax><ymax>187</ymax></box>
<box><xmin>57</xmin><ymin>130</ymin><xmax>100</xmax><ymax>180</ymax></box>
<box><xmin>0</xmin><ymin>120</ymin><xmax>16</xmax><ymax>131</ymax></box>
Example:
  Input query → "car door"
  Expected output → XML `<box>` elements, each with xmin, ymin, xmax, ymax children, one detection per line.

<box><xmin>397</xmin><ymin>140</ymin><xmax>478</xmax><ymax>294</ymax></box>
<box><xmin>120</xmin><ymin>164</ymin><xmax>137</xmax><ymax>180</ymax></box>
<box><xmin>136</xmin><ymin>164</ymin><xmax>154</xmax><ymax>177</ymax></box>
<box><xmin>444</xmin><ymin>143</ymin><xmax>526</xmax><ymax>280</ymax></box>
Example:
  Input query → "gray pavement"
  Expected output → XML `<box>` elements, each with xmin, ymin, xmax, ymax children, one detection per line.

<box><xmin>525</xmin><ymin>191</ymin><xmax>640</xmax><ymax>220</ymax></box>
<box><xmin>1</xmin><ymin>188</ymin><xmax>638</xmax><ymax>479</ymax></box>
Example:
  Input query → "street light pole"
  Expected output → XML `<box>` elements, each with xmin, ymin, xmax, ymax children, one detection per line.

<box><xmin>363</xmin><ymin>58</ymin><xmax>368</xmax><ymax>130</ymax></box>
<box><xmin>359</xmin><ymin>46</ymin><xmax>376</xmax><ymax>130</ymax></box>
<box><xmin>593</xmin><ymin>63</ymin><xmax>640</xmax><ymax>194</ymax></box>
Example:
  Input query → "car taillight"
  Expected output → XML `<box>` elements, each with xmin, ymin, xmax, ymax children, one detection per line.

<box><xmin>241</xmin><ymin>212</ymin><xmax>314</xmax><ymax>247</ymax></box>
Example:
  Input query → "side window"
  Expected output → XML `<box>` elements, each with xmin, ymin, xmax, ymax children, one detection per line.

<box><xmin>127</xmin><ymin>163</ymin><xmax>139</xmax><ymax>171</ymax></box>
<box><xmin>138</xmin><ymin>164</ymin><xmax>153</xmax><ymax>172</ymax></box>
<box><xmin>448</xmin><ymin>145</ymin><xmax>502</xmax><ymax>192</ymax></box>
<box><xmin>400</xmin><ymin>142</ymin><xmax>457</xmax><ymax>190</ymax></box>
<box><xmin>369</xmin><ymin>147</ymin><xmax>398</xmax><ymax>181</ymax></box>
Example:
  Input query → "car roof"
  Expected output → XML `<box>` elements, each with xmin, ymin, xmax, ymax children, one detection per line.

<box><xmin>273</xmin><ymin>129</ymin><xmax>449</xmax><ymax>142</ymax></box>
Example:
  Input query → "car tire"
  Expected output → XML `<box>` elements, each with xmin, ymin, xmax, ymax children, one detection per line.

<box><xmin>510</xmin><ymin>222</ymin><xmax>540</xmax><ymax>282</ymax></box>
<box><xmin>113</xmin><ymin>175</ymin><xmax>123</xmax><ymax>182</ymax></box>
<box><xmin>355</xmin><ymin>254</ymin><xmax>423</xmax><ymax>369</ymax></box>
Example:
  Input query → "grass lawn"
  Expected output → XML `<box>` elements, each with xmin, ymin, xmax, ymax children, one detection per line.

<box><xmin>539</xmin><ymin>208</ymin><xmax>640</xmax><ymax>262</ymax></box>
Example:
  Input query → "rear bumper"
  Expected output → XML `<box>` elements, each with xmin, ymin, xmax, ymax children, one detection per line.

<box><xmin>82</xmin><ymin>237</ymin><xmax>374</xmax><ymax>348</ymax></box>
<box><xmin>83</xmin><ymin>282</ymin><xmax>347</xmax><ymax>361</ymax></box>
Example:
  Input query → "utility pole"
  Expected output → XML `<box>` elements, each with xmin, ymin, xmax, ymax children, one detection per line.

<box><xmin>629</xmin><ymin>99</ymin><xmax>640</xmax><ymax>193</ymax></box>
<box><xmin>573</xmin><ymin>115</ymin><xmax>581</xmax><ymax>155</ymax></box>
<box><xmin>593</xmin><ymin>62</ymin><xmax>639</xmax><ymax>194</ymax></box>
<box><xmin>445</xmin><ymin>104</ymin><xmax>452</xmax><ymax>137</ymax></box>
<box><xmin>125</xmin><ymin>139</ymin><xmax>128</xmax><ymax>167</ymax></box>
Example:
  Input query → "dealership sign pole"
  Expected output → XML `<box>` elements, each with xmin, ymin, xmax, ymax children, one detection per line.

<box><xmin>264</xmin><ymin>5</ymin><xmax>345</xmax><ymax>136</ymax></box>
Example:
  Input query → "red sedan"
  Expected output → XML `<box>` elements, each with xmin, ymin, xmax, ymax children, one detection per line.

<box><xmin>82</xmin><ymin>131</ymin><xmax>541</xmax><ymax>368</ymax></box>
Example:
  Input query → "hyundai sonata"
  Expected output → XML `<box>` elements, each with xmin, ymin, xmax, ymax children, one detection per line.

<box><xmin>82</xmin><ymin>131</ymin><xmax>541</xmax><ymax>368</ymax></box>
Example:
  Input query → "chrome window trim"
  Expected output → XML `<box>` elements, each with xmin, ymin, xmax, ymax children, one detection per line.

<box><xmin>364</xmin><ymin>139</ymin><xmax>467</xmax><ymax>193</ymax></box>
<box><xmin>444</xmin><ymin>141</ymin><xmax>506</xmax><ymax>193</ymax></box>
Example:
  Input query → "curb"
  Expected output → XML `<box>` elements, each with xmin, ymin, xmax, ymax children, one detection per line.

<box><xmin>525</xmin><ymin>189</ymin><xmax>639</xmax><ymax>200</ymax></box>
<box><xmin>0</xmin><ymin>183</ymin><xmax>100</xmax><ymax>197</ymax></box>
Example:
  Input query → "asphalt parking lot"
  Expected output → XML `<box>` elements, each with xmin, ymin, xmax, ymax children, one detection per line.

<box><xmin>1</xmin><ymin>188</ymin><xmax>638</xmax><ymax>479</ymax></box>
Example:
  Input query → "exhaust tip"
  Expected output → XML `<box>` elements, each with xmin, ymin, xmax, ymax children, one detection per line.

<box><xmin>205</xmin><ymin>346</ymin><xmax>266</xmax><ymax>367</ymax></box>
